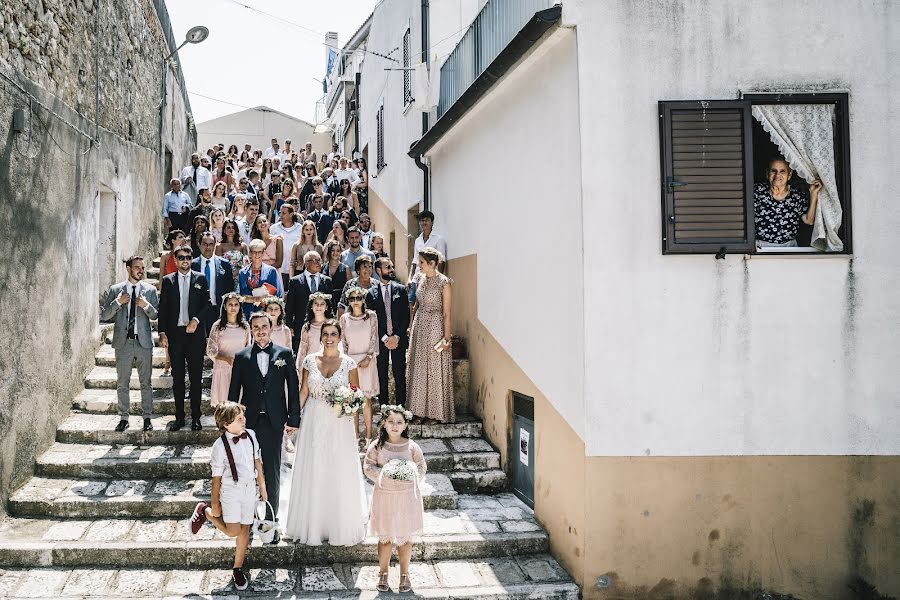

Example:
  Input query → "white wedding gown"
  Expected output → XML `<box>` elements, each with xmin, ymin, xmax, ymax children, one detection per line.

<box><xmin>283</xmin><ymin>354</ymin><xmax>368</xmax><ymax>545</ymax></box>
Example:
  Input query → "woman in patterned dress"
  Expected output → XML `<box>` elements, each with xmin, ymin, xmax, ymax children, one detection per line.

<box><xmin>406</xmin><ymin>247</ymin><xmax>454</xmax><ymax>424</ymax></box>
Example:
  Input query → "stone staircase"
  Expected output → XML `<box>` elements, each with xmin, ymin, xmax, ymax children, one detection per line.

<box><xmin>0</xmin><ymin>255</ymin><xmax>578</xmax><ymax>598</ymax></box>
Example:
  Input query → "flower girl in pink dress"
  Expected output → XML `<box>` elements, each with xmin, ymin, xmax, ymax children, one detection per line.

<box><xmin>363</xmin><ymin>405</ymin><xmax>426</xmax><ymax>593</ymax></box>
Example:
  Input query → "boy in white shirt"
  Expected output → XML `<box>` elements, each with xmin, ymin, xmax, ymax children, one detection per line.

<box><xmin>189</xmin><ymin>402</ymin><xmax>267</xmax><ymax>591</ymax></box>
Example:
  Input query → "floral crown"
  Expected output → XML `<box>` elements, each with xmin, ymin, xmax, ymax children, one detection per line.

<box><xmin>309</xmin><ymin>292</ymin><xmax>332</xmax><ymax>301</ymax></box>
<box><xmin>346</xmin><ymin>286</ymin><xmax>368</xmax><ymax>300</ymax></box>
<box><xmin>262</xmin><ymin>296</ymin><xmax>285</xmax><ymax>309</ymax></box>
<box><xmin>221</xmin><ymin>291</ymin><xmax>242</xmax><ymax>301</ymax></box>
<box><xmin>380</xmin><ymin>404</ymin><xmax>413</xmax><ymax>421</ymax></box>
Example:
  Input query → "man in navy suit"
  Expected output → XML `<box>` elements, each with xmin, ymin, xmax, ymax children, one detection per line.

<box><xmin>371</xmin><ymin>258</ymin><xmax>411</xmax><ymax>406</ymax></box>
<box><xmin>305</xmin><ymin>194</ymin><xmax>334</xmax><ymax>245</ymax></box>
<box><xmin>192</xmin><ymin>232</ymin><xmax>234</xmax><ymax>334</ymax></box>
<box><xmin>158</xmin><ymin>247</ymin><xmax>216</xmax><ymax>431</ymax></box>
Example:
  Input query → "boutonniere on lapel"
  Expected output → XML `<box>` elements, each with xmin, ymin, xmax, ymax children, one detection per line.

<box><xmin>218</xmin><ymin>267</ymin><xmax>226</xmax><ymax>276</ymax></box>
<box><xmin>274</xmin><ymin>358</ymin><xmax>286</xmax><ymax>368</ymax></box>
<box><xmin>194</xmin><ymin>283</ymin><xmax>202</xmax><ymax>289</ymax></box>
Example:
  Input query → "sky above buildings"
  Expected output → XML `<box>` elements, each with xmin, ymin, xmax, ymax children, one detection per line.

<box><xmin>166</xmin><ymin>0</ymin><xmax>376</xmax><ymax>125</ymax></box>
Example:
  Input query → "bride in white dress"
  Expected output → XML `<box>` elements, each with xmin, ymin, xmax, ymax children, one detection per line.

<box><xmin>284</xmin><ymin>318</ymin><xmax>368</xmax><ymax>545</ymax></box>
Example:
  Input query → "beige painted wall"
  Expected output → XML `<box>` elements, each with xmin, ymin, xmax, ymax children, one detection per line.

<box><xmin>583</xmin><ymin>456</ymin><xmax>899</xmax><ymax>599</ymax></box>
<box><xmin>366</xmin><ymin>187</ymin><xmax>414</xmax><ymax>285</ymax></box>
<box><xmin>450</xmin><ymin>254</ymin><xmax>587</xmax><ymax>586</ymax></box>
<box><xmin>449</xmin><ymin>251</ymin><xmax>899</xmax><ymax>599</ymax></box>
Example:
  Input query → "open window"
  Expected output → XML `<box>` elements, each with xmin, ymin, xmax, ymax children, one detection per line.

<box><xmin>659</xmin><ymin>93</ymin><xmax>851</xmax><ymax>255</ymax></box>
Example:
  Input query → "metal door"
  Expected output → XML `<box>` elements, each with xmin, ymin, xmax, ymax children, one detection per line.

<box><xmin>510</xmin><ymin>392</ymin><xmax>534</xmax><ymax>508</ymax></box>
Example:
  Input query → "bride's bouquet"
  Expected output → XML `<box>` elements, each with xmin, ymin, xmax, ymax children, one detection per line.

<box><xmin>381</xmin><ymin>458</ymin><xmax>418</xmax><ymax>481</ymax></box>
<box><xmin>329</xmin><ymin>383</ymin><xmax>366</xmax><ymax>418</ymax></box>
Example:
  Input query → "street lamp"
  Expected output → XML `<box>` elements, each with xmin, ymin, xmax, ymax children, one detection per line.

<box><xmin>159</xmin><ymin>25</ymin><xmax>210</xmax><ymax>155</ymax></box>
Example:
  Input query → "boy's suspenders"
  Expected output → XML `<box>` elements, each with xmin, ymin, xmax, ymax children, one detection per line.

<box><xmin>220</xmin><ymin>432</ymin><xmax>256</xmax><ymax>483</ymax></box>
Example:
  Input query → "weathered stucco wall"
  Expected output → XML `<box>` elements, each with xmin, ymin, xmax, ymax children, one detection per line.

<box><xmin>582</xmin><ymin>456</ymin><xmax>900</xmax><ymax>599</ymax></box>
<box><xmin>565</xmin><ymin>0</ymin><xmax>900</xmax><ymax>458</ymax></box>
<box><xmin>449</xmin><ymin>254</ymin><xmax>587</xmax><ymax>589</ymax></box>
<box><xmin>0</xmin><ymin>0</ymin><xmax>194</xmax><ymax>513</ymax></box>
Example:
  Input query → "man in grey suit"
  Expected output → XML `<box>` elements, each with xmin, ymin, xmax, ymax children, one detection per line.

<box><xmin>100</xmin><ymin>255</ymin><xmax>159</xmax><ymax>432</ymax></box>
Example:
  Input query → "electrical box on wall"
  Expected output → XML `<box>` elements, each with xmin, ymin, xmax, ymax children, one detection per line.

<box><xmin>13</xmin><ymin>107</ymin><xmax>27</xmax><ymax>133</ymax></box>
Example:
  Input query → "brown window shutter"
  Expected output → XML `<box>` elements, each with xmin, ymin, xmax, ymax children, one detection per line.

<box><xmin>659</xmin><ymin>100</ymin><xmax>755</xmax><ymax>254</ymax></box>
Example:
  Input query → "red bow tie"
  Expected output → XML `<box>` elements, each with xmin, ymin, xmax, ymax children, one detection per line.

<box><xmin>232</xmin><ymin>431</ymin><xmax>249</xmax><ymax>444</ymax></box>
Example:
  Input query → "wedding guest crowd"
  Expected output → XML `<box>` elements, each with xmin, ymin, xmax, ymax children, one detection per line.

<box><xmin>99</xmin><ymin>139</ymin><xmax>452</xmax><ymax>429</ymax></box>
<box><xmin>100</xmin><ymin>139</ymin><xmax>451</xmax><ymax>592</ymax></box>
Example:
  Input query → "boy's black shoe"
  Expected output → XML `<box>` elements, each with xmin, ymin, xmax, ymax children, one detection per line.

<box><xmin>233</xmin><ymin>567</ymin><xmax>248</xmax><ymax>591</ymax></box>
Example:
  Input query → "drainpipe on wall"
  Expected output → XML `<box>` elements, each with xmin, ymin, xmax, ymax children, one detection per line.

<box><xmin>354</xmin><ymin>71</ymin><xmax>361</xmax><ymax>158</ymax></box>
<box><xmin>416</xmin><ymin>0</ymin><xmax>431</xmax><ymax>211</ymax></box>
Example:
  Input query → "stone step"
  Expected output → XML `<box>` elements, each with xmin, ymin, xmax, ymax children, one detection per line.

<box><xmin>0</xmin><ymin>495</ymin><xmax>544</xmax><ymax>568</ymax></box>
<box><xmin>0</xmin><ymin>555</ymin><xmax>576</xmax><ymax>597</ymax></box>
<box><xmin>8</xmin><ymin>472</ymin><xmax>462</xmax><ymax>516</ymax></box>
<box><xmin>84</xmin><ymin>366</ymin><xmax>212</xmax><ymax>390</ymax></box>
<box><xmin>95</xmin><ymin>344</ymin><xmax>210</xmax><ymax>368</ymax></box>
<box><xmin>37</xmin><ymin>438</ymin><xmax>501</xmax><ymax>480</ymax></box>
<box><xmin>152</xmin><ymin>256</ymin><xmax>160</xmax><ymax>268</ymax></box>
<box><xmin>147</xmin><ymin>265</ymin><xmax>160</xmax><ymax>278</ymax></box>
<box><xmin>61</xmin><ymin>406</ymin><xmax>484</xmax><ymax>440</ymax></box>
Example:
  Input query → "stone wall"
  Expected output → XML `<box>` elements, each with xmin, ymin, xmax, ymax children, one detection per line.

<box><xmin>0</xmin><ymin>0</ymin><xmax>195</xmax><ymax>514</ymax></box>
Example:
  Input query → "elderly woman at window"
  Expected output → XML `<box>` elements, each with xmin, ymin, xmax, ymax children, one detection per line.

<box><xmin>754</xmin><ymin>158</ymin><xmax>821</xmax><ymax>248</ymax></box>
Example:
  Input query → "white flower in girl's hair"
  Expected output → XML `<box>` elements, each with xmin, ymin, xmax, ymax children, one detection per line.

<box><xmin>274</xmin><ymin>359</ymin><xmax>286</xmax><ymax>368</ymax></box>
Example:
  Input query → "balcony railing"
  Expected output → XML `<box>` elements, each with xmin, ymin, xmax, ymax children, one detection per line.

<box><xmin>437</xmin><ymin>0</ymin><xmax>555</xmax><ymax>119</ymax></box>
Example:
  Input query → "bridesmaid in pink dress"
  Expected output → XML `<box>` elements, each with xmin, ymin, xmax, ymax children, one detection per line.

<box><xmin>205</xmin><ymin>293</ymin><xmax>251</xmax><ymax>406</ymax></box>
<box><xmin>263</xmin><ymin>297</ymin><xmax>293</xmax><ymax>349</ymax></box>
<box><xmin>339</xmin><ymin>287</ymin><xmax>379</xmax><ymax>445</ymax></box>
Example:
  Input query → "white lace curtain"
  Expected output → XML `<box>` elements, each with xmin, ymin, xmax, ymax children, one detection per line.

<box><xmin>751</xmin><ymin>104</ymin><xmax>844</xmax><ymax>251</ymax></box>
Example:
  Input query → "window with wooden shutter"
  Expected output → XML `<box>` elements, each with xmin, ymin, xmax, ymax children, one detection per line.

<box><xmin>376</xmin><ymin>103</ymin><xmax>386</xmax><ymax>171</ymax></box>
<box><xmin>659</xmin><ymin>100</ymin><xmax>755</xmax><ymax>254</ymax></box>
<box><xmin>403</xmin><ymin>28</ymin><xmax>414</xmax><ymax>106</ymax></box>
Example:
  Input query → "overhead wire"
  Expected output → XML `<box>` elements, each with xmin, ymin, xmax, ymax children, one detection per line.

<box><xmin>222</xmin><ymin>0</ymin><xmax>400</xmax><ymax>63</ymax></box>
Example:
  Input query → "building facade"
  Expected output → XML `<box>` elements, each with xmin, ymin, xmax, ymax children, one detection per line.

<box><xmin>0</xmin><ymin>0</ymin><xmax>195</xmax><ymax>513</ymax></box>
<box><xmin>196</xmin><ymin>106</ymin><xmax>329</xmax><ymax>160</ymax></box>
<box><xmin>403</xmin><ymin>0</ymin><xmax>900</xmax><ymax>598</ymax></box>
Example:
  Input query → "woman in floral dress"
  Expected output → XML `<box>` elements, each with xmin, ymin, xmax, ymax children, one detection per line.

<box><xmin>407</xmin><ymin>247</ymin><xmax>454</xmax><ymax>424</ymax></box>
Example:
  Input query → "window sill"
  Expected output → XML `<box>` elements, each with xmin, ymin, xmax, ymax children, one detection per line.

<box><xmin>745</xmin><ymin>248</ymin><xmax>852</xmax><ymax>259</ymax></box>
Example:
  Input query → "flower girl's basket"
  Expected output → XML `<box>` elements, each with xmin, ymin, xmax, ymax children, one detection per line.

<box><xmin>252</xmin><ymin>500</ymin><xmax>279</xmax><ymax>544</ymax></box>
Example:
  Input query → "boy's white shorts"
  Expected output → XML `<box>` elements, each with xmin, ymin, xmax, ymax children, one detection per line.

<box><xmin>218</xmin><ymin>481</ymin><xmax>258</xmax><ymax>525</ymax></box>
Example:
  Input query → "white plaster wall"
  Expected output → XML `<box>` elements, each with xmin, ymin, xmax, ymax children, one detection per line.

<box><xmin>427</xmin><ymin>30</ymin><xmax>585</xmax><ymax>439</ymax></box>
<box><xmin>197</xmin><ymin>108</ymin><xmax>328</xmax><ymax>156</ymax></box>
<box><xmin>564</xmin><ymin>0</ymin><xmax>900</xmax><ymax>456</ymax></box>
<box><xmin>359</xmin><ymin>0</ymin><xmax>427</xmax><ymax>226</ymax></box>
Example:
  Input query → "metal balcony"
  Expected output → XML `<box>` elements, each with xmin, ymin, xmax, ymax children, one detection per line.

<box><xmin>437</xmin><ymin>0</ymin><xmax>557</xmax><ymax>119</ymax></box>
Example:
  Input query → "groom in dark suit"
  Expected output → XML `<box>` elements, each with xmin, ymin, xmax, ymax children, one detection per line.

<box><xmin>371</xmin><ymin>258</ymin><xmax>411</xmax><ymax>406</ymax></box>
<box><xmin>228</xmin><ymin>312</ymin><xmax>300</xmax><ymax>541</ymax></box>
<box><xmin>158</xmin><ymin>247</ymin><xmax>215</xmax><ymax>431</ymax></box>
